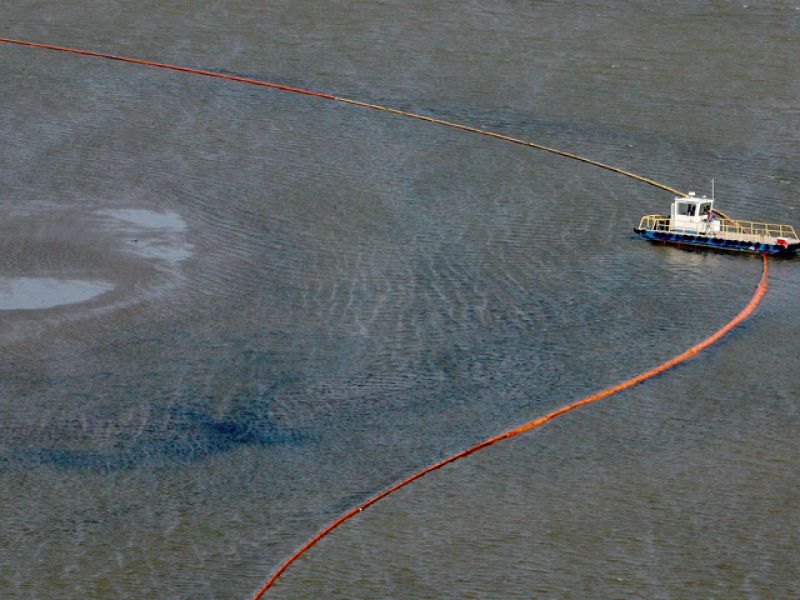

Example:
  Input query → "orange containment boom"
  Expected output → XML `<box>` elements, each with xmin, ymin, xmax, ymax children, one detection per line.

<box><xmin>254</xmin><ymin>255</ymin><xmax>768</xmax><ymax>597</ymax></box>
<box><xmin>0</xmin><ymin>35</ymin><xmax>684</xmax><ymax>196</ymax></box>
<box><xmin>0</xmin><ymin>35</ymin><xmax>769</xmax><ymax>598</ymax></box>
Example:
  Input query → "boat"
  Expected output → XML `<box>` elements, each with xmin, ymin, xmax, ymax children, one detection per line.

<box><xmin>634</xmin><ymin>189</ymin><xmax>800</xmax><ymax>255</ymax></box>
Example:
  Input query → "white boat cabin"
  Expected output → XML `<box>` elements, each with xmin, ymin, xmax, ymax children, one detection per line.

<box><xmin>671</xmin><ymin>192</ymin><xmax>720</xmax><ymax>234</ymax></box>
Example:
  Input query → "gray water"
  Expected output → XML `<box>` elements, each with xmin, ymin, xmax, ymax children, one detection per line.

<box><xmin>1</xmin><ymin>2</ymin><xmax>799</xmax><ymax>598</ymax></box>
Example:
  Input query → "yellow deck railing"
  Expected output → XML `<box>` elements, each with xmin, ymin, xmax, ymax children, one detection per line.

<box><xmin>717</xmin><ymin>218</ymin><xmax>798</xmax><ymax>239</ymax></box>
<box><xmin>638</xmin><ymin>215</ymin><xmax>798</xmax><ymax>240</ymax></box>
<box><xmin>638</xmin><ymin>215</ymin><xmax>671</xmax><ymax>231</ymax></box>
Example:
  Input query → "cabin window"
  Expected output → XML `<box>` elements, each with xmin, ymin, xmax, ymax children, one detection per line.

<box><xmin>677</xmin><ymin>202</ymin><xmax>690</xmax><ymax>216</ymax></box>
<box><xmin>699</xmin><ymin>202</ymin><xmax>711</xmax><ymax>215</ymax></box>
<box><xmin>687</xmin><ymin>204</ymin><xmax>697</xmax><ymax>216</ymax></box>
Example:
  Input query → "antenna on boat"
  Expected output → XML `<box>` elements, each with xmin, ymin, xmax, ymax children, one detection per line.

<box><xmin>711</xmin><ymin>177</ymin><xmax>715</xmax><ymax>200</ymax></box>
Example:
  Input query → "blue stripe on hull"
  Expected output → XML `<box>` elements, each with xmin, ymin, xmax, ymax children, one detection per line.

<box><xmin>635</xmin><ymin>229</ymin><xmax>796</xmax><ymax>255</ymax></box>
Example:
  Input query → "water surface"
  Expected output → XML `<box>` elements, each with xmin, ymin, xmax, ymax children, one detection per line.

<box><xmin>1</xmin><ymin>2</ymin><xmax>798</xmax><ymax>598</ymax></box>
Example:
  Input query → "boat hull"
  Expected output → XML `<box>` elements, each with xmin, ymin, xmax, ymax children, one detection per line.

<box><xmin>634</xmin><ymin>228</ymin><xmax>800</xmax><ymax>255</ymax></box>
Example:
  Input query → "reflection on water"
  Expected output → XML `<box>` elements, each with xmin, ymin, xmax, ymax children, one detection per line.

<box><xmin>1</xmin><ymin>1</ymin><xmax>798</xmax><ymax>598</ymax></box>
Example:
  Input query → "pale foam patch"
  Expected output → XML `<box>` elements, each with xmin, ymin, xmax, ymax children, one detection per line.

<box><xmin>99</xmin><ymin>209</ymin><xmax>192</xmax><ymax>264</ymax></box>
<box><xmin>104</xmin><ymin>209</ymin><xmax>187</xmax><ymax>231</ymax></box>
<box><xmin>0</xmin><ymin>277</ymin><xmax>113</xmax><ymax>310</ymax></box>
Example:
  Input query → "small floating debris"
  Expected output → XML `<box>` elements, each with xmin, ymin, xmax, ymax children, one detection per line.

<box><xmin>634</xmin><ymin>186</ymin><xmax>800</xmax><ymax>255</ymax></box>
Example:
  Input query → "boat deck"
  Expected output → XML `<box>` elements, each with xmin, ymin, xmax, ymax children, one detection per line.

<box><xmin>636</xmin><ymin>214</ymin><xmax>800</xmax><ymax>255</ymax></box>
<box><xmin>638</xmin><ymin>214</ymin><xmax>800</xmax><ymax>244</ymax></box>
